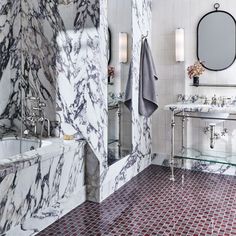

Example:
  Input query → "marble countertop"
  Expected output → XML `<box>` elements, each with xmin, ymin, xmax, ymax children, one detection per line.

<box><xmin>165</xmin><ymin>103</ymin><xmax>236</xmax><ymax>113</ymax></box>
<box><xmin>0</xmin><ymin>138</ymin><xmax>86</xmax><ymax>178</ymax></box>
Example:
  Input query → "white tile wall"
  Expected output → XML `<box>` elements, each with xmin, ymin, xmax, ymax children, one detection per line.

<box><xmin>152</xmin><ymin>0</ymin><xmax>236</xmax><ymax>159</ymax></box>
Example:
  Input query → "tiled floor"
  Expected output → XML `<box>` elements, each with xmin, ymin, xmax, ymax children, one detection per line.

<box><xmin>38</xmin><ymin>165</ymin><xmax>236</xmax><ymax>236</ymax></box>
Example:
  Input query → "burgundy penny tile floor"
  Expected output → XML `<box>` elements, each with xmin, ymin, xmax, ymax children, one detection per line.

<box><xmin>38</xmin><ymin>165</ymin><xmax>236</xmax><ymax>236</ymax></box>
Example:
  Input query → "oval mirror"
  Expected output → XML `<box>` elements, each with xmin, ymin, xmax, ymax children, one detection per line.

<box><xmin>197</xmin><ymin>4</ymin><xmax>236</xmax><ymax>71</ymax></box>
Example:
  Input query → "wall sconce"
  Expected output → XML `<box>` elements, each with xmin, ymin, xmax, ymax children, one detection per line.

<box><xmin>119</xmin><ymin>32</ymin><xmax>128</xmax><ymax>63</ymax></box>
<box><xmin>175</xmin><ymin>28</ymin><xmax>185</xmax><ymax>62</ymax></box>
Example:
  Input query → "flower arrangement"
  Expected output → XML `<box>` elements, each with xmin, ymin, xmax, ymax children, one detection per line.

<box><xmin>187</xmin><ymin>61</ymin><xmax>205</xmax><ymax>79</ymax></box>
<box><xmin>108</xmin><ymin>66</ymin><xmax>115</xmax><ymax>78</ymax></box>
<box><xmin>108</xmin><ymin>66</ymin><xmax>115</xmax><ymax>85</ymax></box>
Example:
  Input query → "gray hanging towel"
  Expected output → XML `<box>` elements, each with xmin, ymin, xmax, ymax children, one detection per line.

<box><xmin>124</xmin><ymin>63</ymin><xmax>132</xmax><ymax>111</ymax></box>
<box><xmin>139</xmin><ymin>38</ymin><xmax>158</xmax><ymax>117</ymax></box>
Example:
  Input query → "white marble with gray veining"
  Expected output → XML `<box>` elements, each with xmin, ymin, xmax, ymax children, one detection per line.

<box><xmin>165</xmin><ymin>103</ymin><xmax>236</xmax><ymax>113</ymax></box>
<box><xmin>0</xmin><ymin>1</ymin><xmax>21</xmax><ymax>136</ymax></box>
<box><xmin>99</xmin><ymin>0</ymin><xmax>153</xmax><ymax>202</ymax></box>
<box><xmin>0</xmin><ymin>139</ymin><xmax>86</xmax><ymax>236</ymax></box>
<box><xmin>0</xmin><ymin>0</ymin><xmax>155</xmax><ymax>226</ymax></box>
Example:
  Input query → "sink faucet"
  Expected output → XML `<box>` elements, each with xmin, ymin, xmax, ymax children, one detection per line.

<box><xmin>25</xmin><ymin>97</ymin><xmax>49</xmax><ymax>139</ymax></box>
<box><xmin>232</xmin><ymin>97</ymin><xmax>236</xmax><ymax>105</ymax></box>
<box><xmin>201</xmin><ymin>96</ymin><xmax>209</xmax><ymax>105</ymax></box>
<box><xmin>211</xmin><ymin>95</ymin><xmax>217</xmax><ymax>106</ymax></box>
<box><xmin>221</xmin><ymin>97</ymin><xmax>227</xmax><ymax>107</ymax></box>
<box><xmin>44</xmin><ymin>118</ymin><xmax>51</xmax><ymax>137</ymax></box>
<box><xmin>191</xmin><ymin>95</ymin><xmax>199</xmax><ymax>103</ymax></box>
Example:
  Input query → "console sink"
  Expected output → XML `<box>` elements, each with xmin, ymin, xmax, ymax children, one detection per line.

<box><xmin>165</xmin><ymin>103</ymin><xmax>233</xmax><ymax>124</ymax></box>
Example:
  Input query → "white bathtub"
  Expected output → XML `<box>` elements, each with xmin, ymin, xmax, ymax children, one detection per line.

<box><xmin>0</xmin><ymin>137</ymin><xmax>51</xmax><ymax>159</ymax></box>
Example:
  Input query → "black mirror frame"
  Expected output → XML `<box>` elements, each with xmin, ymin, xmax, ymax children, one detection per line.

<box><xmin>197</xmin><ymin>8</ymin><xmax>236</xmax><ymax>71</ymax></box>
<box><xmin>108</xmin><ymin>27</ymin><xmax>112</xmax><ymax>65</ymax></box>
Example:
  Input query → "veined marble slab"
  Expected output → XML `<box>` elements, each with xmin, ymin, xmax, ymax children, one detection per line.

<box><xmin>0</xmin><ymin>138</ymin><xmax>85</xmax><ymax>178</ymax></box>
<box><xmin>165</xmin><ymin>103</ymin><xmax>236</xmax><ymax>113</ymax></box>
<box><xmin>5</xmin><ymin>187</ymin><xmax>86</xmax><ymax>236</ymax></box>
<box><xmin>0</xmin><ymin>139</ymin><xmax>86</xmax><ymax>235</ymax></box>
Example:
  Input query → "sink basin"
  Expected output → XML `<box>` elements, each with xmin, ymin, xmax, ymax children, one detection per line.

<box><xmin>197</xmin><ymin>112</ymin><xmax>229</xmax><ymax>124</ymax></box>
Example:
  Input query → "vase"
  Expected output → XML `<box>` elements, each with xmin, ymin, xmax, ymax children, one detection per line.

<box><xmin>193</xmin><ymin>76</ymin><xmax>199</xmax><ymax>86</ymax></box>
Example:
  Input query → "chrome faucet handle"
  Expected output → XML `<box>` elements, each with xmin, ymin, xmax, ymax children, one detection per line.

<box><xmin>44</xmin><ymin>118</ymin><xmax>51</xmax><ymax>137</ymax></box>
<box><xmin>177</xmin><ymin>94</ymin><xmax>183</xmax><ymax>102</ymax></box>
<box><xmin>182</xmin><ymin>95</ymin><xmax>190</xmax><ymax>103</ymax></box>
<box><xmin>231</xmin><ymin>97</ymin><xmax>236</xmax><ymax>105</ymax></box>
<box><xmin>226</xmin><ymin>97</ymin><xmax>232</xmax><ymax>105</ymax></box>
<box><xmin>203</xmin><ymin>96</ymin><xmax>209</xmax><ymax>105</ymax></box>
<box><xmin>211</xmin><ymin>95</ymin><xmax>217</xmax><ymax>105</ymax></box>
<box><xmin>38</xmin><ymin>117</ymin><xmax>44</xmax><ymax>122</ymax></box>
<box><xmin>191</xmin><ymin>95</ymin><xmax>199</xmax><ymax>103</ymax></box>
<box><xmin>39</xmin><ymin>102</ymin><xmax>46</xmax><ymax>108</ymax></box>
<box><xmin>27</xmin><ymin>96</ymin><xmax>40</xmax><ymax>101</ymax></box>
<box><xmin>221</xmin><ymin>97</ymin><xmax>226</xmax><ymax>107</ymax></box>
<box><xmin>23</xmin><ymin>129</ymin><xmax>30</xmax><ymax>135</ymax></box>
<box><xmin>32</xmin><ymin>107</ymin><xmax>43</xmax><ymax>111</ymax></box>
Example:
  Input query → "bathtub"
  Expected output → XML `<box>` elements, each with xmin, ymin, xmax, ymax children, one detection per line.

<box><xmin>0</xmin><ymin>137</ymin><xmax>51</xmax><ymax>159</ymax></box>
<box><xmin>0</xmin><ymin>137</ymin><xmax>86</xmax><ymax>235</ymax></box>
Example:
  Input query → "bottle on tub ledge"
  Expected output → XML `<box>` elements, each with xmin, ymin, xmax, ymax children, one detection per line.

<box><xmin>61</xmin><ymin>123</ymin><xmax>84</xmax><ymax>143</ymax></box>
<box><xmin>63</xmin><ymin>133</ymin><xmax>84</xmax><ymax>141</ymax></box>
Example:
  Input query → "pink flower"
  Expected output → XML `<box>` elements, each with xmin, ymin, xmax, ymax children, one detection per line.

<box><xmin>187</xmin><ymin>61</ymin><xmax>205</xmax><ymax>79</ymax></box>
<box><xmin>108</xmin><ymin>66</ymin><xmax>115</xmax><ymax>78</ymax></box>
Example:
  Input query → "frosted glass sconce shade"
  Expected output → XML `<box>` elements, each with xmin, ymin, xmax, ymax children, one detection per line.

<box><xmin>175</xmin><ymin>28</ymin><xmax>185</xmax><ymax>62</ymax></box>
<box><xmin>119</xmin><ymin>32</ymin><xmax>128</xmax><ymax>63</ymax></box>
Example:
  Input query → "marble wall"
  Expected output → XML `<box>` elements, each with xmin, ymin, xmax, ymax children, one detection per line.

<box><xmin>86</xmin><ymin>0</ymin><xmax>153</xmax><ymax>203</ymax></box>
<box><xmin>0</xmin><ymin>1</ymin><xmax>106</xmax><ymax>234</ymax></box>
<box><xmin>0</xmin><ymin>0</ymin><xmax>154</xmax><ymax>208</ymax></box>
<box><xmin>0</xmin><ymin>140</ymin><xmax>86</xmax><ymax>236</ymax></box>
<box><xmin>132</xmin><ymin>0</ymin><xmax>153</xmax><ymax>157</ymax></box>
<box><xmin>0</xmin><ymin>0</ymin><xmax>107</xmax><ymax>161</ymax></box>
<box><xmin>21</xmin><ymin>0</ymin><xmax>107</xmax><ymax>162</ymax></box>
<box><xmin>0</xmin><ymin>1</ymin><xmax>21</xmax><ymax>136</ymax></box>
<box><xmin>151</xmin><ymin>0</ymin><xmax>236</xmax><ymax>176</ymax></box>
<box><xmin>99</xmin><ymin>0</ymin><xmax>153</xmax><ymax>202</ymax></box>
<box><xmin>56</xmin><ymin>0</ymin><xmax>108</xmax><ymax>164</ymax></box>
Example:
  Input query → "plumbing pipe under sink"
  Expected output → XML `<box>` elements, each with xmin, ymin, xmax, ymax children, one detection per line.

<box><xmin>209</xmin><ymin>123</ymin><xmax>215</xmax><ymax>149</ymax></box>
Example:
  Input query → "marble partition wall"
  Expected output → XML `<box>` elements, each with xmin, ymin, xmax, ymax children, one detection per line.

<box><xmin>98</xmin><ymin>0</ymin><xmax>153</xmax><ymax>202</ymax></box>
<box><xmin>85</xmin><ymin>0</ymin><xmax>154</xmax><ymax>203</ymax></box>
<box><xmin>55</xmin><ymin>0</ymin><xmax>107</xmax><ymax>163</ymax></box>
<box><xmin>0</xmin><ymin>0</ymin><xmax>153</xmax><ymax>208</ymax></box>
<box><xmin>132</xmin><ymin>0</ymin><xmax>153</xmax><ymax>156</ymax></box>
<box><xmin>0</xmin><ymin>1</ymin><xmax>21</xmax><ymax>136</ymax></box>
<box><xmin>20</xmin><ymin>0</ymin><xmax>153</xmax><ymax>188</ymax></box>
<box><xmin>21</xmin><ymin>0</ymin><xmax>57</xmax><ymax>124</ymax></box>
<box><xmin>20</xmin><ymin>0</ymin><xmax>107</xmax><ymax>162</ymax></box>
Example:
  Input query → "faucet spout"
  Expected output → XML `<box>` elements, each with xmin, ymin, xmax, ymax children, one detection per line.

<box><xmin>44</xmin><ymin>118</ymin><xmax>51</xmax><ymax>137</ymax></box>
<box><xmin>211</xmin><ymin>95</ymin><xmax>217</xmax><ymax>106</ymax></box>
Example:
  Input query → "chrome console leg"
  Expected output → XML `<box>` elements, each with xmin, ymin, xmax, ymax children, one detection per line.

<box><xmin>170</xmin><ymin>109</ymin><xmax>175</xmax><ymax>181</ymax></box>
<box><xmin>181</xmin><ymin>112</ymin><xmax>185</xmax><ymax>168</ymax></box>
<box><xmin>118</xmin><ymin>103</ymin><xmax>121</xmax><ymax>158</ymax></box>
<box><xmin>182</xmin><ymin>111</ymin><xmax>185</xmax><ymax>151</ymax></box>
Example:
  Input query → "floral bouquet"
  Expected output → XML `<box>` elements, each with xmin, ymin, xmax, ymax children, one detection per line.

<box><xmin>187</xmin><ymin>61</ymin><xmax>205</xmax><ymax>79</ymax></box>
<box><xmin>108</xmin><ymin>66</ymin><xmax>115</xmax><ymax>85</ymax></box>
<box><xmin>108</xmin><ymin>66</ymin><xmax>115</xmax><ymax>78</ymax></box>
